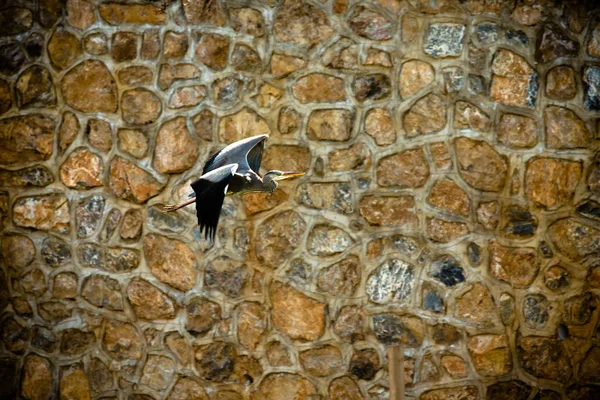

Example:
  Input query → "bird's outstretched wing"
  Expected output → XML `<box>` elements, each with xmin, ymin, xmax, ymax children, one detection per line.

<box><xmin>191</xmin><ymin>164</ymin><xmax>238</xmax><ymax>241</ymax></box>
<box><xmin>203</xmin><ymin>134</ymin><xmax>268</xmax><ymax>175</ymax></box>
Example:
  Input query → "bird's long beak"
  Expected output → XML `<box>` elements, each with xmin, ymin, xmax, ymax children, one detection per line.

<box><xmin>273</xmin><ymin>171</ymin><xmax>305</xmax><ymax>181</ymax></box>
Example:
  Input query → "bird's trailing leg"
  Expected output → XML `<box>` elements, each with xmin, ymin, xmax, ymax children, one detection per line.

<box><xmin>162</xmin><ymin>197</ymin><xmax>195</xmax><ymax>212</ymax></box>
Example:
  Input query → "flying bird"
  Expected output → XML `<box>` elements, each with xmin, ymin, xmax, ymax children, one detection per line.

<box><xmin>162</xmin><ymin>134</ymin><xmax>304</xmax><ymax>241</ymax></box>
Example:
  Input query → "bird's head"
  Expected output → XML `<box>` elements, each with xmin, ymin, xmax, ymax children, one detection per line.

<box><xmin>263</xmin><ymin>170</ymin><xmax>305</xmax><ymax>191</ymax></box>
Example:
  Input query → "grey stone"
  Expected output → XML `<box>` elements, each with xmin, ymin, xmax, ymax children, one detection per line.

<box><xmin>366</xmin><ymin>259</ymin><xmax>415</xmax><ymax>304</ymax></box>
<box><xmin>295</xmin><ymin>182</ymin><xmax>353</xmax><ymax>214</ymax></box>
<box><xmin>372</xmin><ymin>314</ymin><xmax>422</xmax><ymax>346</ymax></box>
<box><xmin>389</xmin><ymin>235</ymin><xmax>421</xmax><ymax>256</ymax></box>
<box><xmin>287</xmin><ymin>259</ymin><xmax>312</xmax><ymax>286</ymax></box>
<box><xmin>468</xmin><ymin>74</ymin><xmax>486</xmax><ymax>95</ymax></box>
<box><xmin>577</xmin><ymin>200</ymin><xmax>600</xmax><ymax>221</ymax></box>
<box><xmin>422</xmin><ymin>285</ymin><xmax>444</xmax><ymax>314</ymax></box>
<box><xmin>204</xmin><ymin>256</ymin><xmax>247</xmax><ymax>297</ymax></box>
<box><xmin>477</xmin><ymin>23</ymin><xmax>498</xmax><ymax>44</ymax></box>
<box><xmin>443</xmin><ymin>66</ymin><xmax>464</xmax><ymax>93</ymax></box>
<box><xmin>148</xmin><ymin>205</ymin><xmax>186</xmax><ymax>233</ymax></box>
<box><xmin>424</xmin><ymin>24</ymin><xmax>465</xmax><ymax>58</ymax></box>
<box><xmin>79</xmin><ymin>243</ymin><xmax>104</xmax><ymax>269</ymax></box>
<box><xmin>430</xmin><ymin>255</ymin><xmax>465</xmax><ymax>287</ymax></box>
<box><xmin>0</xmin><ymin>43</ymin><xmax>26</xmax><ymax>76</ymax></box>
<box><xmin>506</xmin><ymin>29</ymin><xmax>528</xmax><ymax>46</ymax></box>
<box><xmin>467</xmin><ymin>243</ymin><xmax>481</xmax><ymax>266</ymax></box>
<box><xmin>308</xmin><ymin>225</ymin><xmax>353</xmax><ymax>256</ymax></box>
<box><xmin>503</xmin><ymin>207</ymin><xmax>537</xmax><ymax>238</ymax></box>
<box><xmin>583</xmin><ymin>66</ymin><xmax>600</xmax><ymax>111</ymax></box>
<box><xmin>101</xmin><ymin>208</ymin><xmax>122</xmax><ymax>241</ymax></box>
<box><xmin>76</xmin><ymin>194</ymin><xmax>105</xmax><ymax>238</ymax></box>
<box><xmin>41</xmin><ymin>236</ymin><xmax>71</xmax><ymax>268</ymax></box>
<box><xmin>523</xmin><ymin>294</ymin><xmax>550</xmax><ymax>329</ymax></box>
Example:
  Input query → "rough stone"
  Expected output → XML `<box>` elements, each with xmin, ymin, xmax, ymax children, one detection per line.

<box><xmin>352</xmin><ymin>74</ymin><xmax>391</xmax><ymax>102</ymax></box>
<box><xmin>400</xmin><ymin>60</ymin><xmax>435</xmax><ymax>98</ymax></box>
<box><xmin>564</xmin><ymin>292</ymin><xmax>597</xmax><ymax>326</ymax></box>
<box><xmin>0</xmin><ymin>7</ymin><xmax>33</xmax><ymax>36</ymax></box>
<box><xmin>544</xmin><ymin>106</ymin><xmax>591</xmax><ymax>149</ymax></box>
<box><xmin>121</xmin><ymin>88</ymin><xmax>161</xmax><ymax>126</ymax></box>
<box><xmin>348</xmin><ymin>5</ymin><xmax>393</xmax><ymax>41</ymax></box>
<box><xmin>372</xmin><ymin>314</ymin><xmax>424</xmax><ymax>347</ymax></box>
<box><xmin>167</xmin><ymin>377</ymin><xmax>207</xmax><ymax>400</ymax></box>
<box><xmin>143</xmin><ymin>234</ymin><xmax>196</xmax><ymax>291</ymax></box>
<box><xmin>53</xmin><ymin>271</ymin><xmax>77</xmax><ymax>299</ymax></box>
<box><xmin>518</xmin><ymin>336</ymin><xmax>571</xmax><ymax>382</ymax></box>
<box><xmin>293</xmin><ymin>74</ymin><xmax>346</xmax><ymax>104</ymax></box>
<box><xmin>1</xmin><ymin>234</ymin><xmax>35</xmax><ymax>268</ymax></box>
<box><xmin>21</xmin><ymin>268</ymin><xmax>47</xmax><ymax>296</ymax></box>
<box><xmin>99</xmin><ymin>2</ymin><xmax>166</xmax><ymax>25</ymax></box>
<box><xmin>194</xmin><ymin>342</ymin><xmax>236</xmax><ymax>382</ymax></box>
<box><xmin>21</xmin><ymin>354</ymin><xmax>53</xmax><ymax>400</ymax></box>
<box><xmin>455</xmin><ymin>283</ymin><xmax>499</xmax><ymax>327</ymax></box>
<box><xmin>0</xmin><ymin>114</ymin><xmax>55</xmax><ymax>165</ymax></box>
<box><xmin>60</xmin><ymin>367</ymin><xmax>91</xmax><ymax>400</ymax></box>
<box><xmin>153</xmin><ymin>117</ymin><xmax>198</xmax><ymax>174</ymax></box>
<box><xmin>109</xmin><ymin>157</ymin><xmax>165</xmax><ymax>204</ymax></box>
<box><xmin>182</xmin><ymin>0</ymin><xmax>226</xmax><ymax>26</ymax></box>
<box><xmin>489</xmin><ymin>241</ymin><xmax>540</xmax><ymax>288</ymax></box>
<box><xmin>59</xmin><ymin>148</ymin><xmax>104</xmax><ymax>191</ymax></box>
<box><xmin>546</xmin><ymin>66</ymin><xmax>577</xmax><ymax>100</ymax></box>
<box><xmin>536</xmin><ymin>23</ymin><xmax>579</xmax><ymax>64</ymax></box>
<box><xmin>86</xmin><ymin>119</ymin><xmax>112</xmax><ymax>152</ymax></box>
<box><xmin>2</xmin><ymin>317</ymin><xmax>27</xmax><ymax>353</ymax></box>
<box><xmin>230</xmin><ymin>7</ymin><xmax>265</xmax><ymax>36</ymax></box>
<box><xmin>252</xmin><ymin>373</ymin><xmax>317</xmax><ymax>399</ymax></box>
<box><xmin>300</xmin><ymin>345</ymin><xmax>343</xmax><ymax>377</ymax></box>
<box><xmin>487</xmin><ymin>381</ymin><xmax>532</xmax><ymax>400</ymax></box>
<box><xmin>367</xmin><ymin>258</ymin><xmax>415</xmax><ymax>304</ymax></box>
<box><xmin>317</xmin><ymin>255</ymin><xmax>361</xmax><ymax>296</ymax></box>
<box><xmin>328</xmin><ymin>143</ymin><xmax>370</xmax><ymax>171</ymax></box>
<box><xmin>112</xmin><ymin>32</ymin><xmax>138</xmax><ymax>62</ymax></box>
<box><xmin>583</xmin><ymin>66</ymin><xmax>600</xmax><ymax>111</ymax></box>
<box><xmin>141</xmin><ymin>355</ymin><xmax>175</xmax><ymax>391</ymax></box>
<box><xmin>195</xmin><ymin>34</ymin><xmax>229</xmax><ymax>71</ymax></box>
<box><xmin>377</xmin><ymin>148</ymin><xmax>429</xmax><ymax>188</ymax></box>
<box><xmin>270</xmin><ymin>282</ymin><xmax>326</xmax><ymax>341</ymax></box>
<box><xmin>0</xmin><ymin>43</ymin><xmax>26</xmax><ymax>76</ymax></box>
<box><xmin>118</xmin><ymin>129</ymin><xmax>148</xmax><ymax>159</ymax></box>
<box><xmin>322</xmin><ymin>38</ymin><xmax>359</xmax><ymax>70</ymax></box>
<box><xmin>424</xmin><ymin>23</ymin><xmax>466</xmax><ymax>58</ymax></box>
<box><xmin>60</xmin><ymin>329</ymin><xmax>96</xmax><ymax>356</ymax></box>
<box><xmin>427</xmin><ymin>218</ymin><xmax>468</xmax><ymax>242</ymax></box>
<box><xmin>308</xmin><ymin>224</ymin><xmax>353</xmax><ymax>256</ymax></box>
<box><xmin>350</xmin><ymin>348</ymin><xmax>380</xmax><ymax>381</ymax></box>
<box><xmin>61</xmin><ymin>61</ymin><xmax>118</xmax><ymax>113</ymax></box>
<box><xmin>219</xmin><ymin>107</ymin><xmax>271</xmax><ymax>144</ymax></box>
<box><xmin>67</xmin><ymin>0</ymin><xmax>95</xmax><ymax>30</ymax></box>
<box><xmin>186</xmin><ymin>297</ymin><xmax>221</xmax><ymax>337</ymax></box>
<box><xmin>364</xmin><ymin>108</ymin><xmax>395</xmax><ymax>146</ymax></box>
<box><xmin>83</xmin><ymin>32</ymin><xmax>108</xmax><ymax>55</ymax></box>
<box><xmin>498</xmin><ymin>113</ymin><xmax>537</xmax><ymax>148</ymax></box>
<box><xmin>329</xmin><ymin>376</ymin><xmax>364</xmax><ymax>400</ymax></box>
<box><xmin>359</xmin><ymin>195</ymin><xmax>417</xmax><ymax>227</ymax></box>
<box><xmin>236</xmin><ymin>302</ymin><xmax>265</xmax><ymax>351</ymax></box>
<box><xmin>16</xmin><ymin>66</ymin><xmax>55</xmax><ymax>109</ymax></box>
<box><xmin>169</xmin><ymin>85</ymin><xmax>207</xmax><ymax>109</ymax></box>
<box><xmin>274</xmin><ymin>1</ymin><xmax>334</xmax><ymax>47</ymax></box>
<box><xmin>270</xmin><ymin>54</ymin><xmax>307</xmax><ymax>78</ymax></box>
<box><xmin>455</xmin><ymin>137</ymin><xmax>507</xmax><ymax>192</ymax></box>
<box><xmin>523</xmin><ymin>294</ymin><xmax>550</xmax><ymax>329</ymax></box>
<box><xmin>266</xmin><ymin>341</ymin><xmax>293</xmax><ymax>367</ymax></box>
<box><xmin>334</xmin><ymin>306</ymin><xmax>365</xmax><ymax>342</ymax></box>
<box><xmin>48</xmin><ymin>29</ymin><xmax>82</xmax><ymax>71</ymax></box>
<box><xmin>128</xmin><ymin>279</ymin><xmax>176</xmax><ymax>320</ymax></box>
<box><xmin>255</xmin><ymin>211</ymin><xmax>306</xmax><ymax>268</ymax></box>
<box><xmin>468</xmin><ymin>335</ymin><xmax>511</xmax><ymax>377</ymax></box>
<box><xmin>491</xmin><ymin>49</ymin><xmax>537</xmax><ymax>108</ymax></box>
<box><xmin>441</xmin><ymin>354</ymin><xmax>468</xmax><ymax>378</ymax></box>
<box><xmin>205</xmin><ymin>256</ymin><xmax>247</xmax><ymax>297</ymax></box>
<box><xmin>103</xmin><ymin>320</ymin><xmax>143</xmax><ymax>360</ymax></box>
<box><xmin>454</xmin><ymin>101</ymin><xmax>490</xmax><ymax>132</ymax></box>
<box><xmin>13</xmin><ymin>194</ymin><xmax>70</xmax><ymax>233</ymax></box>
<box><xmin>525</xmin><ymin>157</ymin><xmax>582</xmax><ymax>209</ymax></box>
<box><xmin>231</xmin><ymin>44</ymin><xmax>262</xmax><ymax>72</ymax></box>
<box><xmin>428</xmin><ymin>179</ymin><xmax>469</xmax><ymax>216</ymax></box>
<box><xmin>403</xmin><ymin>93</ymin><xmax>446</xmax><ymax>137</ymax></box>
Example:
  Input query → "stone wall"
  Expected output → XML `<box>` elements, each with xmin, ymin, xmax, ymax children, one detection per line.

<box><xmin>1</xmin><ymin>0</ymin><xmax>599</xmax><ymax>399</ymax></box>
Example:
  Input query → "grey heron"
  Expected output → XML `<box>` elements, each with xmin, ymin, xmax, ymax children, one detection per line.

<box><xmin>162</xmin><ymin>134</ymin><xmax>304</xmax><ymax>241</ymax></box>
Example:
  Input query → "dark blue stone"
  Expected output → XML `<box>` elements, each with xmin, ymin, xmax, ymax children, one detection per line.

<box><xmin>584</xmin><ymin>66</ymin><xmax>600</xmax><ymax>111</ymax></box>
<box><xmin>506</xmin><ymin>29</ymin><xmax>528</xmax><ymax>46</ymax></box>
<box><xmin>423</xmin><ymin>290</ymin><xmax>444</xmax><ymax>314</ymax></box>
<box><xmin>431</xmin><ymin>256</ymin><xmax>465</xmax><ymax>287</ymax></box>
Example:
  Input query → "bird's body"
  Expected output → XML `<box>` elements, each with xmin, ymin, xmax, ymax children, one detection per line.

<box><xmin>163</xmin><ymin>134</ymin><xmax>303</xmax><ymax>241</ymax></box>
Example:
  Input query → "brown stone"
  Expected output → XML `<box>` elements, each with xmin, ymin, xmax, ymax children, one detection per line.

<box><xmin>59</xmin><ymin>148</ymin><xmax>104</xmax><ymax>189</ymax></box>
<box><xmin>167</xmin><ymin>377</ymin><xmax>208</xmax><ymax>400</ymax></box>
<box><xmin>121</xmin><ymin>88</ymin><xmax>161</xmax><ymax>126</ymax></box>
<box><xmin>103</xmin><ymin>320</ymin><xmax>143</xmax><ymax>360</ymax></box>
<box><xmin>193</xmin><ymin>109</ymin><xmax>215</xmax><ymax>140</ymax></box>
<box><xmin>0</xmin><ymin>7</ymin><xmax>33</xmax><ymax>36</ymax></box>
<box><xmin>13</xmin><ymin>194</ymin><xmax>70</xmax><ymax>233</ymax></box>
<box><xmin>525</xmin><ymin>157</ymin><xmax>582</xmax><ymax>209</ymax></box>
<box><xmin>377</xmin><ymin>148</ymin><xmax>429</xmax><ymax>188</ymax></box>
<box><xmin>219</xmin><ymin>107</ymin><xmax>271</xmax><ymax>144</ymax></box>
<box><xmin>231</xmin><ymin>44</ymin><xmax>262</xmax><ymax>72</ymax></box>
<box><xmin>544</xmin><ymin>106</ymin><xmax>591</xmax><ymax>149</ymax></box>
<box><xmin>300</xmin><ymin>345</ymin><xmax>343</xmax><ymax>377</ymax></box>
<box><xmin>307</xmin><ymin>109</ymin><xmax>352</xmax><ymax>141</ymax></box>
<box><xmin>252</xmin><ymin>373</ymin><xmax>318</xmax><ymax>400</ymax></box>
<box><xmin>254</xmin><ymin>83</ymin><xmax>283</xmax><ymax>108</ymax></box>
<box><xmin>359</xmin><ymin>195</ymin><xmax>417</xmax><ymax>227</ymax></box>
<box><xmin>119</xmin><ymin>209</ymin><xmax>143</xmax><ymax>241</ymax></box>
<box><xmin>512</xmin><ymin>4</ymin><xmax>542</xmax><ymax>25</ymax></box>
<box><xmin>0</xmin><ymin>43</ymin><xmax>26</xmax><ymax>77</ymax></box>
<box><xmin>428</xmin><ymin>179</ymin><xmax>470</xmax><ymax>216</ymax></box>
<box><xmin>255</xmin><ymin>211</ymin><xmax>307</xmax><ymax>268</ymax></box>
<box><xmin>0</xmin><ymin>78</ymin><xmax>11</xmax><ymax>115</ymax></box>
<box><xmin>295</xmin><ymin>182</ymin><xmax>353</xmax><ymax>214</ymax></box>
<box><xmin>140</xmin><ymin>29</ymin><xmax>159</xmax><ymax>60</ymax></box>
<box><xmin>108</xmin><ymin>156</ymin><xmax>165</xmax><ymax>204</ymax></box>
<box><xmin>334</xmin><ymin>306</ymin><xmax>365</xmax><ymax>342</ymax></box>
<box><xmin>237</xmin><ymin>302</ymin><xmax>265</xmax><ymax>350</ymax></box>
<box><xmin>365</xmin><ymin>108</ymin><xmax>396</xmax><ymax>146</ymax></box>
<box><xmin>158</xmin><ymin>63</ymin><xmax>201</xmax><ymax>91</ymax></box>
<box><xmin>548</xmin><ymin>218</ymin><xmax>600</xmax><ymax>261</ymax></box>
<box><xmin>118</xmin><ymin>66</ymin><xmax>153</xmax><ymax>86</ymax></box>
<box><xmin>194</xmin><ymin>342</ymin><xmax>236</xmax><ymax>382</ymax></box>
<box><xmin>83</xmin><ymin>32</ymin><xmax>108</xmax><ymax>55</ymax></box>
<box><xmin>38</xmin><ymin>301</ymin><xmax>71</xmax><ymax>322</ymax></box>
<box><xmin>427</xmin><ymin>218</ymin><xmax>468</xmax><ymax>243</ymax></box>
<box><xmin>141</xmin><ymin>355</ymin><xmax>175</xmax><ymax>391</ymax></box>
<box><xmin>2</xmin><ymin>317</ymin><xmax>27</xmax><ymax>353</ymax></box>
<box><xmin>0</xmin><ymin>114</ymin><xmax>55</xmax><ymax>165</ymax></box>
<box><xmin>162</xmin><ymin>31</ymin><xmax>188</xmax><ymax>59</ymax></box>
<box><xmin>168</xmin><ymin>85</ymin><xmax>207</xmax><ymax>109</ymax></box>
<box><xmin>441</xmin><ymin>355</ymin><xmax>467</xmax><ymax>378</ymax></box>
<box><xmin>16</xmin><ymin>66</ymin><xmax>55</xmax><ymax>109</ymax></box>
<box><xmin>266</xmin><ymin>341</ymin><xmax>292</xmax><ymax>366</ymax></box>
<box><xmin>60</xmin><ymin>329</ymin><xmax>95</xmax><ymax>356</ymax></box>
<box><xmin>21</xmin><ymin>268</ymin><xmax>47</xmax><ymax>296</ymax></box>
<box><xmin>21</xmin><ymin>354</ymin><xmax>52</xmax><ymax>400</ymax></box>
<box><xmin>498</xmin><ymin>113</ymin><xmax>537</xmax><ymax>148</ymax></box>
<box><xmin>317</xmin><ymin>256</ymin><xmax>360</xmax><ymax>296</ymax></box>
<box><xmin>61</xmin><ymin>60</ymin><xmax>118</xmax><ymax>113</ymax></box>
<box><xmin>82</xmin><ymin>274</ymin><xmax>123</xmax><ymax>310</ymax></box>
<box><xmin>1</xmin><ymin>234</ymin><xmax>35</xmax><ymax>268</ymax></box>
<box><xmin>365</xmin><ymin>48</ymin><xmax>392</xmax><ymax>68</ymax></box>
<box><xmin>468</xmin><ymin>334</ymin><xmax>511</xmax><ymax>377</ymax></box>
<box><xmin>112</xmin><ymin>32</ymin><xmax>137</xmax><ymax>62</ymax></box>
<box><xmin>118</xmin><ymin>129</ymin><xmax>148</xmax><ymax>159</ymax></box>
<box><xmin>403</xmin><ymin>94</ymin><xmax>446</xmax><ymax>137</ymax></box>
<box><xmin>517</xmin><ymin>336</ymin><xmax>571</xmax><ymax>382</ymax></box>
<box><xmin>153</xmin><ymin>117</ymin><xmax>198</xmax><ymax>174</ymax></box>
<box><xmin>293</xmin><ymin>74</ymin><xmax>345</xmax><ymax>103</ymax></box>
<box><xmin>430</xmin><ymin>142</ymin><xmax>452</xmax><ymax>170</ymax></box>
<box><xmin>491</xmin><ymin>49</ymin><xmax>536</xmax><ymax>108</ymax></box>
<box><xmin>454</xmin><ymin>101</ymin><xmax>490</xmax><ymax>132</ymax></box>
<box><xmin>66</xmin><ymin>0</ymin><xmax>95</xmax><ymax>30</ymax></box>
<box><xmin>205</xmin><ymin>257</ymin><xmax>247</xmax><ymax>298</ymax></box>
<box><xmin>274</xmin><ymin>1</ymin><xmax>334</xmax><ymax>47</ymax></box>
<box><xmin>99</xmin><ymin>2</ymin><xmax>166</xmax><ymax>25</ymax></box>
<box><xmin>165</xmin><ymin>333</ymin><xmax>192</xmax><ymax>365</ymax></box>
<box><xmin>546</xmin><ymin>66</ymin><xmax>576</xmax><ymax>100</ymax></box>
<box><xmin>455</xmin><ymin>283</ymin><xmax>500</xmax><ymax>327</ymax></box>
<box><xmin>270</xmin><ymin>54</ymin><xmax>307</xmax><ymax>78</ymax></box>
<box><xmin>143</xmin><ymin>234</ymin><xmax>196</xmax><ymax>291</ymax></box>
<box><xmin>348</xmin><ymin>5</ymin><xmax>393</xmax><ymax>41</ymax></box>
<box><xmin>270</xmin><ymin>282</ymin><xmax>326</xmax><ymax>341</ymax></box>
<box><xmin>58</xmin><ymin>112</ymin><xmax>79</xmax><ymax>153</ymax></box>
<box><xmin>322</xmin><ymin>38</ymin><xmax>359</xmax><ymax>70</ymax></box>
<box><xmin>53</xmin><ymin>272</ymin><xmax>77</xmax><ymax>299</ymax></box>
<box><xmin>489</xmin><ymin>241</ymin><xmax>540</xmax><ymax>288</ymax></box>
<box><xmin>328</xmin><ymin>143</ymin><xmax>370</xmax><ymax>171</ymax></box>
<box><xmin>455</xmin><ymin>137</ymin><xmax>507</xmax><ymax>192</ymax></box>
<box><xmin>182</xmin><ymin>0</ymin><xmax>226</xmax><ymax>26</ymax></box>
<box><xmin>48</xmin><ymin>29</ymin><xmax>82</xmax><ymax>71</ymax></box>
<box><xmin>60</xmin><ymin>368</ymin><xmax>90</xmax><ymax>400</ymax></box>
<box><xmin>399</xmin><ymin>60</ymin><xmax>434</xmax><ymax>98</ymax></box>
<box><xmin>186</xmin><ymin>297</ymin><xmax>221</xmax><ymax>336</ymax></box>
<box><xmin>536</xmin><ymin>23</ymin><xmax>579</xmax><ymax>64</ymax></box>
<box><xmin>242</xmin><ymin>191</ymin><xmax>287</xmax><ymax>216</ymax></box>
<box><xmin>128</xmin><ymin>279</ymin><xmax>176</xmax><ymax>320</ymax></box>
<box><xmin>230</xmin><ymin>7</ymin><xmax>265</xmax><ymax>36</ymax></box>
<box><xmin>476</xmin><ymin>201</ymin><xmax>498</xmax><ymax>230</ymax></box>
<box><xmin>195</xmin><ymin>34</ymin><xmax>229</xmax><ymax>71</ymax></box>
<box><xmin>263</xmin><ymin>145</ymin><xmax>311</xmax><ymax>172</ymax></box>
<box><xmin>421</xmin><ymin>386</ymin><xmax>479</xmax><ymax>400</ymax></box>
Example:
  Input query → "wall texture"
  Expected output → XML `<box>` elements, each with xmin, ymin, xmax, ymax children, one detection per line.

<box><xmin>1</xmin><ymin>0</ymin><xmax>600</xmax><ymax>399</ymax></box>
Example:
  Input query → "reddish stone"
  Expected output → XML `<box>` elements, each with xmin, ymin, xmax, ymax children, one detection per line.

<box><xmin>270</xmin><ymin>282</ymin><xmax>326</xmax><ymax>341</ymax></box>
<box><xmin>403</xmin><ymin>94</ymin><xmax>446</xmax><ymax>137</ymax></box>
<box><xmin>153</xmin><ymin>117</ymin><xmax>198</xmax><ymax>174</ymax></box>
<box><xmin>328</xmin><ymin>143</ymin><xmax>370</xmax><ymax>171</ymax></box>
<box><xmin>455</xmin><ymin>137</ymin><xmax>507</xmax><ymax>192</ymax></box>
<box><xmin>293</xmin><ymin>74</ymin><xmax>346</xmax><ymax>103</ymax></box>
<box><xmin>61</xmin><ymin>60</ymin><xmax>118</xmax><ymax>113</ymax></box>
<box><xmin>121</xmin><ymin>88</ymin><xmax>161</xmax><ymax>126</ymax></box>
<box><xmin>525</xmin><ymin>157</ymin><xmax>582</xmax><ymax>209</ymax></box>
<box><xmin>108</xmin><ymin>157</ymin><xmax>165</xmax><ymax>204</ymax></box>
<box><xmin>195</xmin><ymin>34</ymin><xmax>230</xmax><ymax>71</ymax></box>
<box><xmin>544</xmin><ymin>106</ymin><xmax>591</xmax><ymax>149</ymax></box>
<box><xmin>359</xmin><ymin>195</ymin><xmax>417</xmax><ymax>227</ymax></box>
<box><xmin>377</xmin><ymin>148</ymin><xmax>429</xmax><ymax>188</ymax></box>
<box><xmin>274</xmin><ymin>1</ymin><xmax>334</xmax><ymax>47</ymax></box>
